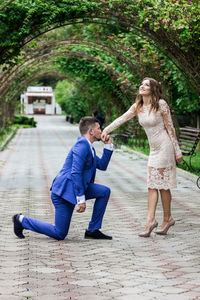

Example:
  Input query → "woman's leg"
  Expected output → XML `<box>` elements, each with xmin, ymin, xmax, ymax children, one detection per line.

<box><xmin>159</xmin><ymin>189</ymin><xmax>173</xmax><ymax>229</ymax></box>
<box><xmin>139</xmin><ymin>188</ymin><xmax>158</xmax><ymax>236</ymax></box>
<box><xmin>145</xmin><ymin>188</ymin><xmax>159</xmax><ymax>230</ymax></box>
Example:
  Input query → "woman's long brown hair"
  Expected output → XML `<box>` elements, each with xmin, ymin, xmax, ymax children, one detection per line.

<box><xmin>135</xmin><ymin>77</ymin><xmax>162</xmax><ymax>114</ymax></box>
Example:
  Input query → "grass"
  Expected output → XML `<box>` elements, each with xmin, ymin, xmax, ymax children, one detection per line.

<box><xmin>0</xmin><ymin>126</ymin><xmax>16</xmax><ymax>145</ymax></box>
<box><xmin>177</xmin><ymin>151</ymin><xmax>200</xmax><ymax>176</ymax></box>
<box><xmin>132</xmin><ymin>146</ymin><xmax>200</xmax><ymax>176</ymax></box>
<box><xmin>0</xmin><ymin>116</ymin><xmax>37</xmax><ymax>150</ymax></box>
<box><xmin>118</xmin><ymin>138</ymin><xmax>200</xmax><ymax>176</ymax></box>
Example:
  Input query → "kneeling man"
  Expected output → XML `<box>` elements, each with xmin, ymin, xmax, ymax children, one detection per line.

<box><xmin>13</xmin><ymin>116</ymin><xmax>113</xmax><ymax>240</ymax></box>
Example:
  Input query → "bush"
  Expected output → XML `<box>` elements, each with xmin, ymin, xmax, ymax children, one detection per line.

<box><xmin>14</xmin><ymin>115</ymin><xmax>37</xmax><ymax>127</ymax></box>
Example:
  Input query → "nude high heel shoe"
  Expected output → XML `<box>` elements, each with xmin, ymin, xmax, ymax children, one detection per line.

<box><xmin>139</xmin><ymin>220</ymin><xmax>158</xmax><ymax>237</ymax></box>
<box><xmin>156</xmin><ymin>219</ymin><xmax>175</xmax><ymax>235</ymax></box>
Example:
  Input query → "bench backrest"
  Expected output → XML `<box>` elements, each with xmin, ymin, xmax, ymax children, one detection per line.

<box><xmin>179</xmin><ymin>127</ymin><xmax>200</xmax><ymax>156</ymax></box>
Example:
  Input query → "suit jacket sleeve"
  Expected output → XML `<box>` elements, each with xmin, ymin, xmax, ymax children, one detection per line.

<box><xmin>71</xmin><ymin>140</ymin><xmax>90</xmax><ymax>197</ymax></box>
<box><xmin>95</xmin><ymin>148</ymin><xmax>113</xmax><ymax>171</ymax></box>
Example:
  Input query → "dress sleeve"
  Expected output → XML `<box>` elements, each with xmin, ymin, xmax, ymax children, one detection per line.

<box><xmin>104</xmin><ymin>103</ymin><xmax>136</xmax><ymax>134</ymax></box>
<box><xmin>159</xmin><ymin>99</ymin><xmax>182</xmax><ymax>157</ymax></box>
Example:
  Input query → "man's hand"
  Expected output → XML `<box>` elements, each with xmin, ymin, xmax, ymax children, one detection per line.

<box><xmin>76</xmin><ymin>203</ymin><xmax>86</xmax><ymax>213</ymax></box>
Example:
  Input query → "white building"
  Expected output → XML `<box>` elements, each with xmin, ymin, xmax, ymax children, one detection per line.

<box><xmin>20</xmin><ymin>86</ymin><xmax>62</xmax><ymax>115</ymax></box>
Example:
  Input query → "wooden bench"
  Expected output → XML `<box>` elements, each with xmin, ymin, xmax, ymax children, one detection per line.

<box><xmin>178</xmin><ymin>126</ymin><xmax>200</xmax><ymax>188</ymax></box>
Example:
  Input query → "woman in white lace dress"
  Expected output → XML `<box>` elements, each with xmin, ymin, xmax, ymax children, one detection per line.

<box><xmin>101</xmin><ymin>78</ymin><xmax>183</xmax><ymax>237</ymax></box>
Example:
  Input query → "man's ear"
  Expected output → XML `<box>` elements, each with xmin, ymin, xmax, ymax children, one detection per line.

<box><xmin>88</xmin><ymin>127</ymin><xmax>94</xmax><ymax>136</ymax></box>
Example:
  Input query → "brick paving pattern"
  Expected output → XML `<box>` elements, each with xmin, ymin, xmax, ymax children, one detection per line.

<box><xmin>0</xmin><ymin>115</ymin><xmax>199</xmax><ymax>300</ymax></box>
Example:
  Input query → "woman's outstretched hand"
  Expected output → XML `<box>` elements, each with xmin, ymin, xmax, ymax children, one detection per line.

<box><xmin>101</xmin><ymin>131</ymin><xmax>108</xmax><ymax>142</ymax></box>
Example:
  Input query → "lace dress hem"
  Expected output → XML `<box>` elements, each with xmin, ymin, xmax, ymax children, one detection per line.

<box><xmin>147</xmin><ymin>166</ymin><xmax>177</xmax><ymax>190</ymax></box>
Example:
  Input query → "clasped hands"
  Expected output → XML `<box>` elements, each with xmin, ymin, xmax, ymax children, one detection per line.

<box><xmin>101</xmin><ymin>130</ymin><xmax>110</xmax><ymax>143</ymax></box>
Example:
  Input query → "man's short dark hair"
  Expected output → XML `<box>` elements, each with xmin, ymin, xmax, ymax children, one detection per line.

<box><xmin>79</xmin><ymin>116</ymin><xmax>99</xmax><ymax>135</ymax></box>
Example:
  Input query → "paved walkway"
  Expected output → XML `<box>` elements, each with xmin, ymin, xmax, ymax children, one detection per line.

<box><xmin>0</xmin><ymin>115</ymin><xmax>199</xmax><ymax>300</ymax></box>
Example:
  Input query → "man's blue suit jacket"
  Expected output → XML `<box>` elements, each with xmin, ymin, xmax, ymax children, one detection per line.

<box><xmin>50</xmin><ymin>136</ymin><xmax>113</xmax><ymax>205</ymax></box>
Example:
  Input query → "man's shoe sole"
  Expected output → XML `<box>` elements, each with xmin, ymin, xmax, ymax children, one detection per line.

<box><xmin>84</xmin><ymin>235</ymin><xmax>112</xmax><ymax>240</ymax></box>
<box><xmin>12</xmin><ymin>215</ymin><xmax>25</xmax><ymax>239</ymax></box>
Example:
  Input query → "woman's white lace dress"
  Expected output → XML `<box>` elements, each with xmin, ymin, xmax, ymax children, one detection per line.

<box><xmin>104</xmin><ymin>99</ymin><xmax>182</xmax><ymax>190</ymax></box>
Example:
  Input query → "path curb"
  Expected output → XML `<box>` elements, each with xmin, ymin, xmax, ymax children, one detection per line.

<box><xmin>0</xmin><ymin>127</ymin><xmax>18</xmax><ymax>151</ymax></box>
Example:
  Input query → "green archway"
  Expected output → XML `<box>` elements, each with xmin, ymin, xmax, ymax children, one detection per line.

<box><xmin>0</xmin><ymin>0</ymin><xmax>199</xmax><ymax>91</ymax></box>
<box><xmin>0</xmin><ymin>0</ymin><xmax>199</xmax><ymax>133</ymax></box>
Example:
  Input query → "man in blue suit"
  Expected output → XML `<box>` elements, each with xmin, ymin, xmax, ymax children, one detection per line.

<box><xmin>13</xmin><ymin>116</ymin><xmax>113</xmax><ymax>240</ymax></box>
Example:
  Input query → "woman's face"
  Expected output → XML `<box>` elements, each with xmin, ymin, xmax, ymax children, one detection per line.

<box><xmin>139</xmin><ymin>79</ymin><xmax>151</xmax><ymax>96</ymax></box>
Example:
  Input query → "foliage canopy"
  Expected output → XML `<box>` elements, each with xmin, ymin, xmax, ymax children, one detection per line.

<box><xmin>0</xmin><ymin>0</ymin><xmax>199</xmax><ymax>134</ymax></box>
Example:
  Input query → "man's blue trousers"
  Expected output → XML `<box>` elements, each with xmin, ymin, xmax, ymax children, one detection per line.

<box><xmin>22</xmin><ymin>183</ymin><xmax>110</xmax><ymax>240</ymax></box>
